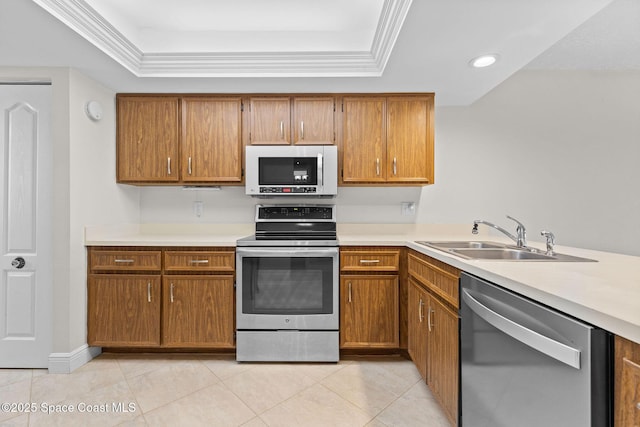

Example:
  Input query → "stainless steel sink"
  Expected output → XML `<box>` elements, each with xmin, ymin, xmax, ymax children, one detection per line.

<box><xmin>416</xmin><ymin>241</ymin><xmax>507</xmax><ymax>250</ymax></box>
<box><xmin>416</xmin><ymin>241</ymin><xmax>597</xmax><ymax>262</ymax></box>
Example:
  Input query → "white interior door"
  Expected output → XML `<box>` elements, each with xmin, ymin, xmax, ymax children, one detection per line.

<box><xmin>0</xmin><ymin>83</ymin><xmax>53</xmax><ymax>368</ymax></box>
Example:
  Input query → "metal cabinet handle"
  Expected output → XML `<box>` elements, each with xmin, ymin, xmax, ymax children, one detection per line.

<box><xmin>189</xmin><ymin>259</ymin><xmax>209</xmax><ymax>264</ymax></box>
<box><xmin>114</xmin><ymin>259</ymin><xmax>134</xmax><ymax>264</ymax></box>
<box><xmin>147</xmin><ymin>282</ymin><xmax>152</xmax><ymax>303</ymax></box>
<box><xmin>300</xmin><ymin>121</ymin><xmax>304</xmax><ymax>140</ymax></box>
<box><xmin>359</xmin><ymin>259</ymin><xmax>380</xmax><ymax>264</ymax></box>
<box><xmin>280</xmin><ymin>121</ymin><xmax>284</xmax><ymax>139</ymax></box>
<box><xmin>393</xmin><ymin>157</ymin><xmax>397</xmax><ymax>175</ymax></box>
<box><xmin>428</xmin><ymin>306</ymin><xmax>434</xmax><ymax>331</ymax></box>
<box><xmin>419</xmin><ymin>298</ymin><xmax>424</xmax><ymax>322</ymax></box>
<box><xmin>462</xmin><ymin>288</ymin><xmax>582</xmax><ymax>369</ymax></box>
<box><xmin>167</xmin><ymin>157</ymin><xmax>171</xmax><ymax>175</ymax></box>
<box><xmin>317</xmin><ymin>154</ymin><xmax>323</xmax><ymax>187</ymax></box>
<box><xmin>376</xmin><ymin>158</ymin><xmax>380</xmax><ymax>176</ymax></box>
<box><xmin>348</xmin><ymin>282</ymin><xmax>352</xmax><ymax>303</ymax></box>
<box><xmin>170</xmin><ymin>283</ymin><xmax>175</xmax><ymax>303</ymax></box>
<box><xmin>188</xmin><ymin>157</ymin><xmax>192</xmax><ymax>175</ymax></box>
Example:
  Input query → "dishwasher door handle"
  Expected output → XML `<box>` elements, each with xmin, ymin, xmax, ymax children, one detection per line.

<box><xmin>462</xmin><ymin>288</ymin><xmax>582</xmax><ymax>369</ymax></box>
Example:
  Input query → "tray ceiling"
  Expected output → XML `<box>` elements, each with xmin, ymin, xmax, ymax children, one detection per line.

<box><xmin>32</xmin><ymin>0</ymin><xmax>410</xmax><ymax>77</ymax></box>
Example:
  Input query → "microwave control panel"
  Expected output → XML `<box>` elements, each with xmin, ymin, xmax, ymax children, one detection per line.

<box><xmin>260</xmin><ymin>187</ymin><xmax>317</xmax><ymax>194</ymax></box>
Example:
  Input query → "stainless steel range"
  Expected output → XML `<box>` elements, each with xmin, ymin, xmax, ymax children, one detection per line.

<box><xmin>236</xmin><ymin>204</ymin><xmax>339</xmax><ymax>362</ymax></box>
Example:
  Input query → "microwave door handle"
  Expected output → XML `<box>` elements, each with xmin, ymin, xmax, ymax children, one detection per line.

<box><xmin>317</xmin><ymin>153</ymin><xmax>323</xmax><ymax>187</ymax></box>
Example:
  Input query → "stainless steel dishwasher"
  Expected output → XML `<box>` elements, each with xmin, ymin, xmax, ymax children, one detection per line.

<box><xmin>459</xmin><ymin>272</ymin><xmax>612</xmax><ymax>427</ymax></box>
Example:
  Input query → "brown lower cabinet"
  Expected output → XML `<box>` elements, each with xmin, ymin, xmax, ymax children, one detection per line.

<box><xmin>162</xmin><ymin>275</ymin><xmax>234</xmax><ymax>348</ymax></box>
<box><xmin>339</xmin><ymin>247</ymin><xmax>401</xmax><ymax>350</ymax></box>
<box><xmin>408</xmin><ymin>250</ymin><xmax>460</xmax><ymax>427</ymax></box>
<box><xmin>88</xmin><ymin>274</ymin><xmax>161</xmax><ymax>347</ymax></box>
<box><xmin>87</xmin><ymin>246</ymin><xmax>235</xmax><ymax>349</ymax></box>
<box><xmin>615</xmin><ymin>335</ymin><xmax>640</xmax><ymax>427</ymax></box>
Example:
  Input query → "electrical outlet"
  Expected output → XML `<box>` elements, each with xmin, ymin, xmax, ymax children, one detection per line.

<box><xmin>401</xmin><ymin>202</ymin><xmax>416</xmax><ymax>216</ymax></box>
<box><xmin>193</xmin><ymin>201</ymin><xmax>203</xmax><ymax>217</ymax></box>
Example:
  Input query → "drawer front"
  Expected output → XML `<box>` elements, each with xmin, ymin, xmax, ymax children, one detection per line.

<box><xmin>408</xmin><ymin>252</ymin><xmax>460</xmax><ymax>307</ymax></box>
<box><xmin>90</xmin><ymin>250</ymin><xmax>162</xmax><ymax>272</ymax></box>
<box><xmin>340</xmin><ymin>249</ymin><xmax>400</xmax><ymax>272</ymax></box>
<box><xmin>164</xmin><ymin>250</ymin><xmax>235</xmax><ymax>272</ymax></box>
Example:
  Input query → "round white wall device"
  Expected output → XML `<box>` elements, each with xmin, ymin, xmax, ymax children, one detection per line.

<box><xmin>85</xmin><ymin>100</ymin><xmax>103</xmax><ymax>121</ymax></box>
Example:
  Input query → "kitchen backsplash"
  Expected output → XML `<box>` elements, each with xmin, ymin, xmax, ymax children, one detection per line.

<box><xmin>139</xmin><ymin>186</ymin><xmax>422</xmax><ymax>224</ymax></box>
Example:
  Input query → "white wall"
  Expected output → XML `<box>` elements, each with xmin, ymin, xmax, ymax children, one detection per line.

<box><xmin>68</xmin><ymin>69</ymin><xmax>139</xmax><ymax>350</ymax></box>
<box><xmin>420</xmin><ymin>70</ymin><xmax>640</xmax><ymax>256</ymax></box>
<box><xmin>139</xmin><ymin>70</ymin><xmax>640</xmax><ymax>256</ymax></box>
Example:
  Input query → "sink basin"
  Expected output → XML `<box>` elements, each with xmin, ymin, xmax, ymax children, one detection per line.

<box><xmin>416</xmin><ymin>241</ymin><xmax>508</xmax><ymax>250</ymax></box>
<box><xmin>415</xmin><ymin>241</ymin><xmax>597</xmax><ymax>262</ymax></box>
<box><xmin>450</xmin><ymin>248</ymin><xmax>554</xmax><ymax>260</ymax></box>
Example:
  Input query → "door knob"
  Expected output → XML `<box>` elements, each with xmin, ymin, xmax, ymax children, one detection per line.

<box><xmin>11</xmin><ymin>257</ymin><xmax>25</xmax><ymax>269</ymax></box>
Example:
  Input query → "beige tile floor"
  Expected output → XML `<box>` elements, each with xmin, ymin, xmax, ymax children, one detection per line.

<box><xmin>0</xmin><ymin>354</ymin><xmax>451</xmax><ymax>427</ymax></box>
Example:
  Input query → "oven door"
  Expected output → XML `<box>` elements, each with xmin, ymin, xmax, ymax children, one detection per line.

<box><xmin>236</xmin><ymin>247</ymin><xmax>339</xmax><ymax>330</ymax></box>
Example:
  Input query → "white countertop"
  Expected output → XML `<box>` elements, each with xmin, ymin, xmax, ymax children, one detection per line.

<box><xmin>85</xmin><ymin>223</ymin><xmax>640</xmax><ymax>344</ymax></box>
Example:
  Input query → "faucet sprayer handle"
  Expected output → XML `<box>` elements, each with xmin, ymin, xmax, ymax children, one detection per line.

<box><xmin>541</xmin><ymin>230</ymin><xmax>556</xmax><ymax>255</ymax></box>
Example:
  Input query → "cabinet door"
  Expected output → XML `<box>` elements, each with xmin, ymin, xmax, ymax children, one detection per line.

<box><xmin>117</xmin><ymin>96</ymin><xmax>180</xmax><ymax>182</ymax></box>
<box><xmin>182</xmin><ymin>97</ymin><xmax>243</xmax><ymax>182</ymax></box>
<box><xmin>162</xmin><ymin>275</ymin><xmax>235</xmax><ymax>348</ymax></box>
<box><xmin>615</xmin><ymin>336</ymin><xmax>640</xmax><ymax>427</ymax></box>
<box><xmin>87</xmin><ymin>274</ymin><xmax>161</xmax><ymax>346</ymax></box>
<box><xmin>408</xmin><ymin>279</ymin><xmax>428</xmax><ymax>380</ymax></box>
<box><xmin>341</xmin><ymin>97</ymin><xmax>386</xmax><ymax>183</ymax></box>
<box><xmin>427</xmin><ymin>295</ymin><xmax>459</xmax><ymax>426</ymax></box>
<box><xmin>292</xmin><ymin>97</ymin><xmax>335</xmax><ymax>145</ymax></box>
<box><xmin>249</xmin><ymin>97</ymin><xmax>291</xmax><ymax>144</ymax></box>
<box><xmin>386</xmin><ymin>96</ymin><xmax>433</xmax><ymax>184</ymax></box>
<box><xmin>340</xmin><ymin>275</ymin><xmax>399</xmax><ymax>348</ymax></box>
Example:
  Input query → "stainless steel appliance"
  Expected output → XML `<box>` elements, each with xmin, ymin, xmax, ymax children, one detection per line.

<box><xmin>236</xmin><ymin>204</ymin><xmax>339</xmax><ymax>362</ymax></box>
<box><xmin>245</xmin><ymin>145</ymin><xmax>338</xmax><ymax>196</ymax></box>
<box><xmin>460</xmin><ymin>272</ymin><xmax>612</xmax><ymax>427</ymax></box>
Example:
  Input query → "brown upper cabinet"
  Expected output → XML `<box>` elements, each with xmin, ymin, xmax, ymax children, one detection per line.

<box><xmin>340</xmin><ymin>94</ymin><xmax>434</xmax><ymax>185</ymax></box>
<box><xmin>117</xmin><ymin>95</ymin><xmax>243</xmax><ymax>185</ymax></box>
<box><xmin>181</xmin><ymin>97</ymin><xmax>243</xmax><ymax>183</ymax></box>
<box><xmin>248</xmin><ymin>96</ymin><xmax>335</xmax><ymax>145</ymax></box>
<box><xmin>117</xmin><ymin>96</ymin><xmax>180</xmax><ymax>183</ymax></box>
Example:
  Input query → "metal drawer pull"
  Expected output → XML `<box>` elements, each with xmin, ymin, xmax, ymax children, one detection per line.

<box><xmin>376</xmin><ymin>158</ymin><xmax>380</xmax><ymax>176</ymax></box>
<box><xmin>636</xmin><ymin>402</ymin><xmax>640</xmax><ymax>411</ymax></box>
<box><xmin>188</xmin><ymin>157</ymin><xmax>192</xmax><ymax>175</ymax></box>
<box><xmin>300</xmin><ymin>121</ymin><xmax>304</xmax><ymax>139</ymax></box>
<box><xmin>393</xmin><ymin>157</ymin><xmax>397</xmax><ymax>175</ymax></box>
<box><xmin>114</xmin><ymin>259</ymin><xmax>134</xmax><ymax>263</ymax></box>
<box><xmin>419</xmin><ymin>299</ymin><xmax>424</xmax><ymax>322</ymax></box>
<box><xmin>170</xmin><ymin>283</ymin><xmax>175</xmax><ymax>303</ymax></box>
<box><xmin>280</xmin><ymin>121</ymin><xmax>284</xmax><ymax>139</ymax></box>
<box><xmin>167</xmin><ymin>157</ymin><xmax>171</xmax><ymax>175</ymax></box>
<box><xmin>359</xmin><ymin>259</ymin><xmax>380</xmax><ymax>264</ymax></box>
<box><xmin>189</xmin><ymin>259</ymin><xmax>209</xmax><ymax>264</ymax></box>
<box><xmin>147</xmin><ymin>283</ymin><xmax>152</xmax><ymax>303</ymax></box>
<box><xmin>348</xmin><ymin>282</ymin><xmax>352</xmax><ymax>303</ymax></box>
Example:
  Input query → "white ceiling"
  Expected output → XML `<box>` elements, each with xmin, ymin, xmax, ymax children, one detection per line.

<box><xmin>1</xmin><ymin>0</ymin><xmax>637</xmax><ymax>105</ymax></box>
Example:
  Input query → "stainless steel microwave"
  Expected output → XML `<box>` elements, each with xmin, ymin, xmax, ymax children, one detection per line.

<box><xmin>245</xmin><ymin>145</ymin><xmax>338</xmax><ymax>196</ymax></box>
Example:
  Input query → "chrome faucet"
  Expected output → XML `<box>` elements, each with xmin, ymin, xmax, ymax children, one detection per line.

<box><xmin>472</xmin><ymin>215</ymin><xmax>527</xmax><ymax>248</ymax></box>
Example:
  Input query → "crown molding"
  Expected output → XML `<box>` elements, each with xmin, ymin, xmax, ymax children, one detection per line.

<box><xmin>33</xmin><ymin>0</ymin><xmax>412</xmax><ymax>77</ymax></box>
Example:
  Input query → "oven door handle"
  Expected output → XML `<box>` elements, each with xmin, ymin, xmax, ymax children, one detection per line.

<box><xmin>237</xmin><ymin>247</ymin><xmax>338</xmax><ymax>258</ymax></box>
<box><xmin>462</xmin><ymin>288</ymin><xmax>582</xmax><ymax>369</ymax></box>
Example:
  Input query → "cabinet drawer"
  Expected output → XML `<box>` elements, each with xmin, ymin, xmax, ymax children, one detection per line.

<box><xmin>90</xmin><ymin>250</ymin><xmax>162</xmax><ymax>272</ymax></box>
<box><xmin>340</xmin><ymin>249</ymin><xmax>400</xmax><ymax>272</ymax></box>
<box><xmin>408</xmin><ymin>252</ymin><xmax>460</xmax><ymax>308</ymax></box>
<box><xmin>164</xmin><ymin>250</ymin><xmax>235</xmax><ymax>272</ymax></box>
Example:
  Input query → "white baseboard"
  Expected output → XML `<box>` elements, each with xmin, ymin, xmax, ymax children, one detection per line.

<box><xmin>48</xmin><ymin>345</ymin><xmax>102</xmax><ymax>374</ymax></box>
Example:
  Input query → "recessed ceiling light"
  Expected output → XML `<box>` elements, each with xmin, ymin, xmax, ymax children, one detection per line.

<box><xmin>470</xmin><ymin>54</ymin><xmax>498</xmax><ymax>68</ymax></box>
